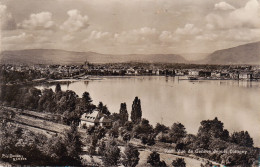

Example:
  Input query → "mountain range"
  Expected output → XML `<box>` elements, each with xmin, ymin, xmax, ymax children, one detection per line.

<box><xmin>0</xmin><ymin>41</ymin><xmax>259</xmax><ymax>65</ymax></box>
<box><xmin>202</xmin><ymin>41</ymin><xmax>260</xmax><ymax>65</ymax></box>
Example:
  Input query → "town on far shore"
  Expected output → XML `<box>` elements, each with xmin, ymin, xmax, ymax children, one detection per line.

<box><xmin>1</xmin><ymin>61</ymin><xmax>260</xmax><ymax>85</ymax></box>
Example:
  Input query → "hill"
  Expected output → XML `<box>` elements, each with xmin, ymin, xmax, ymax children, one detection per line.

<box><xmin>202</xmin><ymin>41</ymin><xmax>260</xmax><ymax>65</ymax></box>
<box><xmin>1</xmin><ymin>42</ymin><xmax>259</xmax><ymax>65</ymax></box>
<box><xmin>0</xmin><ymin>49</ymin><xmax>187</xmax><ymax>65</ymax></box>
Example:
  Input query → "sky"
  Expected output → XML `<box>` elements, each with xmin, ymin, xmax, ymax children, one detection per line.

<box><xmin>0</xmin><ymin>0</ymin><xmax>260</xmax><ymax>60</ymax></box>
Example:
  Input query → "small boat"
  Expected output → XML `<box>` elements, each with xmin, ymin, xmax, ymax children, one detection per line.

<box><xmin>188</xmin><ymin>76</ymin><xmax>198</xmax><ymax>80</ymax></box>
<box><xmin>79</xmin><ymin>76</ymin><xmax>89</xmax><ymax>79</ymax></box>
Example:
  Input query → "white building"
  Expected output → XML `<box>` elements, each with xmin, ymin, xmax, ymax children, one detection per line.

<box><xmin>79</xmin><ymin>110</ymin><xmax>112</xmax><ymax>128</ymax></box>
<box><xmin>188</xmin><ymin>70</ymin><xmax>199</xmax><ymax>76</ymax></box>
<box><xmin>239</xmin><ymin>72</ymin><xmax>252</xmax><ymax>80</ymax></box>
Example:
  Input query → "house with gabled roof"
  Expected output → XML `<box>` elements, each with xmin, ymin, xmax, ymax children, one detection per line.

<box><xmin>79</xmin><ymin>109</ymin><xmax>112</xmax><ymax>128</ymax></box>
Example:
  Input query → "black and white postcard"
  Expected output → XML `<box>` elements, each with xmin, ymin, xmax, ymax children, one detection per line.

<box><xmin>0</xmin><ymin>0</ymin><xmax>259</xmax><ymax>166</ymax></box>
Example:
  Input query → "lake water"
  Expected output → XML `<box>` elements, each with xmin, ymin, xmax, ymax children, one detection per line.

<box><xmin>36</xmin><ymin>76</ymin><xmax>260</xmax><ymax>147</ymax></box>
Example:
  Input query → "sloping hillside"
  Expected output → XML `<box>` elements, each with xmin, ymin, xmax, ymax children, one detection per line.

<box><xmin>0</xmin><ymin>49</ymin><xmax>187</xmax><ymax>64</ymax></box>
<box><xmin>203</xmin><ymin>42</ymin><xmax>260</xmax><ymax>65</ymax></box>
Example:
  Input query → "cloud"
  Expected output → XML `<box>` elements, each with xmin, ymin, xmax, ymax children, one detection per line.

<box><xmin>175</xmin><ymin>24</ymin><xmax>202</xmax><ymax>35</ymax></box>
<box><xmin>1</xmin><ymin>31</ymin><xmax>54</xmax><ymax>51</ymax></box>
<box><xmin>19</xmin><ymin>12</ymin><xmax>54</xmax><ymax>29</ymax></box>
<box><xmin>85</xmin><ymin>27</ymin><xmax>167</xmax><ymax>46</ymax></box>
<box><xmin>228</xmin><ymin>0</ymin><xmax>260</xmax><ymax>28</ymax></box>
<box><xmin>159</xmin><ymin>31</ymin><xmax>179</xmax><ymax>43</ymax></box>
<box><xmin>214</xmin><ymin>2</ymin><xmax>235</xmax><ymax>10</ymax></box>
<box><xmin>88</xmin><ymin>31</ymin><xmax>111</xmax><ymax>40</ymax></box>
<box><xmin>206</xmin><ymin>14</ymin><xmax>225</xmax><ymax>29</ymax></box>
<box><xmin>195</xmin><ymin>33</ymin><xmax>218</xmax><ymax>41</ymax></box>
<box><xmin>207</xmin><ymin>0</ymin><xmax>260</xmax><ymax>29</ymax></box>
<box><xmin>2</xmin><ymin>33</ymin><xmax>28</xmax><ymax>43</ymax></box>
<box><xmin>0</xmin><ymin>2</ymin><xmax>16</xmax><ymax>30</ymax></box>
<box><xmin>83</xmin><ymin>31</ymin><xmax>113</xmax><ymax>44</ymax></box>
<box><xmin>223</xmin><ymin>28</ymin><xmax>260</xmax><ymax>42</ymax></box>
<box><xmin>62</xmin><ymin>34</ymin><xmax>75</xmax><ymax>42</ymax></box>
<box><xmin>114</xmin><ymin>27</ymin><xmax>159</xmax><ymax>44</ymax></box>
<box><xmin>2</xmin><ymin>32</ymin><xmax>50</xmax><ymax>44</ymax></box>
<box><xmin>60</xmin><ymin>9</ymin><xmax>89</xmax><ymax>32</ymax></box>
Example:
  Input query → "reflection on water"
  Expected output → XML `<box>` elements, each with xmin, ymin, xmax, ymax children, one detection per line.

<box><xmin>36</xmin><ymin>76</ymin><xmax>260</xmax><ymax>147</ymax></box>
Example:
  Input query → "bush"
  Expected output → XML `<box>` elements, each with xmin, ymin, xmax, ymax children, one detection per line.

<box><xmin>230</xmin><ymin>131</ymin><xmax>254</xmax><ymax>147</ymax></box>
<box><xmin>121</xmin><ymin>144</ymin><xmax>140</xmax><ymax>167</ymax></box>
<box><xmin>147</xmin><ymin>151</ymin><xmax>167</xmax><ymax>167</ymax></box>
<box><xmin>103</xmin><ymin>139</ymin><xmax>121</xmax><ymax>166</ymax></box>
<box><xmin>141</xmin><ymin>135</ymin><xmax>155</xmax><ymax>146</ymax></box>
<box><xmin>172</xmin><ymin>158</ymin><xmax>186</xmax><ymax>167</ymax></box>
<box><xmin>132</xmin><ymin>119</ymin><xmax>154</xmax><ymax>139</ymax></box>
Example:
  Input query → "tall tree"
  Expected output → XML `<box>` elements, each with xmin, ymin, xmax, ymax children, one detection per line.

<box><xmin>121</xmin><ymin>144</ymin><xmax>140</xmax><ymax>167</ymax></box>
<box><xmin>77</xmin><ymin>91</ymin><xmax>95</xmax><ymax>113</ymax></box>
<box><xmin>119</xmin><ymin>103</ymin><xmax>128</xmax><ymax>125</ymax></box>
<box><xmin>130</xmin><ymin>97</ymin><xmax>142</xmax><ymax>124</ymax></box>
<box><xmin>55</xmin><ymin>83</ymin><xmax>61</xmax><ymax>93</ymax></box>
<box><xmin>82</xmin><ymin>91</ymin><xmax>92</xmax><ymax>104</ymax></box>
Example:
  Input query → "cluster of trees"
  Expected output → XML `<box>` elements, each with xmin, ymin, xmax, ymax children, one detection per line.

<box><xmin>146</xmin><ymin>151</ymin><xmax>186</xmax><ymax>167</ymax></box>
<box><xmin>0</xmin><ymin>69</ymin><xmax>45</xmax><ymax>84</ymax></box>
<box><xmin>106</xmin><ymin>113</ymin><xmax>258</xmax><ymax>166</ymax></box>
<box><xmin>84</xmin><ymin>135</ymin><xmax>140</xmax><ymax>167</ymax></box>
<box><xmin>0</xmin><ymin>121</ymin><xmax>83</xmax><ymax>166</ymax></box>
<box><xmin>0</xmin><ymin>84</ymin><xmax>109</xmax><ymax>125</ymax></box>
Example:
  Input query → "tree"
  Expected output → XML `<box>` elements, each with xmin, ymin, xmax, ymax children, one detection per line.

<box><xmin>108</xmin><ymin>126</ymin><xmax>119</xmax><ymax>138</ymax></box>
<box><xmin>169</xmin><ymin>122</ymin><xmax>187</xmax><ymax>143</ymax></box>
<box><xmin>56</xmin><ymin>90</ymin><xmax>78</xmax><ymax>113</ymax></box>
<box><xmin>44</xmin><ymin>135</ymin><xmax>67</xmax><ymax>164</ymax></box>
<box><xmin>22</xmin><ymin>87</ymin><xmax>41</xmax><ymax>110</ymax></box>
<box><xmin>55</xmin><ymin>83</ymin><xmax>61</xmax><ymax>93</ymax></box>
<box><xmin>200</xmin><ymin>161</ymin><xmax>213</xmax><ymax>167</ymax></box>
<box><xmin>132</xmin><ymin>119</ymin><xmax>154</xmax><ymax>139</ymax></box>
<box><xmin>123</xmin><ymin>132</ymin><xmax>131</xmax><ymax>142</ymax></box>
<box><xmin>97</xmin><ymin>139</ymin><xmax>106</xmax><ymax>155</ymax></box>
<box><xmin>141</xmin><ymin>134</ymin><xmax>155</xmax><ymax>146</ymax></box>
<box><xmin>198</xmin><ymin>117</ymin><xmax>229</xmax><ymax>141</ymax></box>
<box><xmin>119</xmin><ymin>103</ymin><xmax>128</xmax><ymax>125</ymax></box>
<box><xmin>38</xmin><ymin>88</ymin><xmax>56</xmax><ymax>113</ymax></box>
<box><xmin>103</xmin><ymin>139</ymin><xmax>121</xmax><ymax>166</ymax></box>
<box><xmin>172</xmin><ymin>158</ymin><xmax>186</xmax><ymax>167</ymax></box>
<box><xmin>94</xmin><ymin>126</ymin><xmax>107</xmax><ymax>140</ymax></box>
<box><xmin>82</xmin><ymin>91</ymin><xmax>92</xmax><ymax>104</ymax></box>
<box><xmin>62</xmin><ymin>124</ymin><xmax>83</xmax><ymax>164</ymax></box>
<box><xmin>121</xmin><ymin>144</ymin><xmax>140</xmax><ymax>167</ymax></box>
<box><xmin>97</xmin><ymin>102</ymin><xmax>111</xmax><ymax>116</ymax></box>
<box><xmin>124</xmin><ymin>121</ymin><xmax>134</xmax><ymax>131</ymax></box>
<box><xmin>147</xmin><ymin>151</ymin><xmax>167</xmax><ymax>167</ymax></box>
<box><xmin>130</xmin><ymin>97</ymin><xmax>142</xmax><ymax>124</ymax></box>
<box><xmin>231</xmin><ymin>131</ymin><xmax>254</xmax><ymax>147</ymax></box>
<box><xmin>154</xmin><ymin>123</ymin><xmax>169</xmax><ymax>135</ymax></box>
